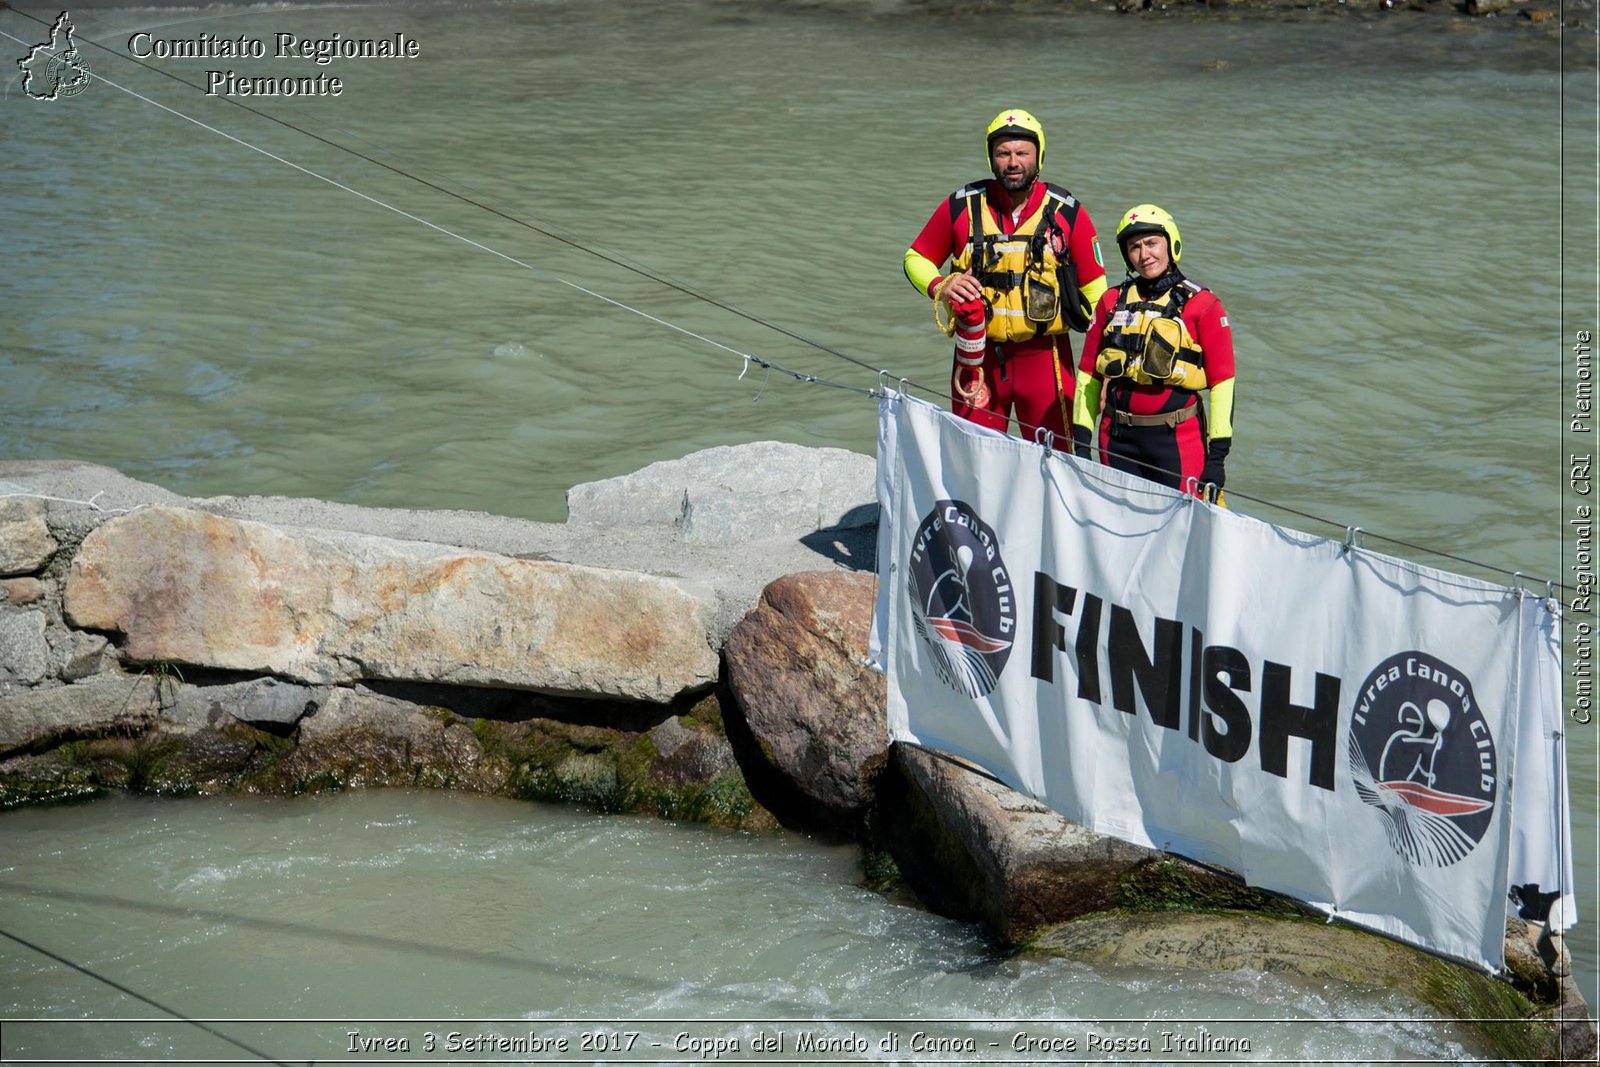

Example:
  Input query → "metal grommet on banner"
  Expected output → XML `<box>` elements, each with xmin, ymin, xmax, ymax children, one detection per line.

<box><xmin>1035</xmin><ymin>426</ymin><xmax>1056</xmax><ymax>454</ymax></box>
<box><xmin>1511</xmin><ymin>571</ymin><xmax>1525</xmax><ymax>598</ymax></box>
<box><xmin>1342</xmin><ymin>526</ymin><xmax>1362</xmax><ymax>554</ymax></box>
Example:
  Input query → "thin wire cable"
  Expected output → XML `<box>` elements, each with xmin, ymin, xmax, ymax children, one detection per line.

<box><xmin>1035</xmin><ymin>417</ymin><xmax>1541</xmax><ymax>586</ymax></box>
<box><xmin>908</xmin><ymin>391</ymin><xmax>1572</xmax><ymax>593</ymax></box>
<box><xmin>0</xmin><ymin>37</ymin><xmax>883</xmax><ymax>404</ymax></box>
<box><xmin>0</xmin><ymin>927</ymin><xmax>292</xmax><ymax>1066</ymax></box>
<box><xmin>0</xmin><ymin>11</ymin><xmax>1564</xmax><ymax>593</ymax></box>
<box><xmin>1002</xmin><ymin>393</ymin><xmax>1571</xmax><ymax>592</ymax></box>
<box><xmin>0</xmin><ymin>3</ymin><xmax>944</xmax><ymax>404</ymax></box>
<box><xmin>1221</xmin><ymin>483</ymin><xmax>1571</xmax><ymax>591</ymax></box>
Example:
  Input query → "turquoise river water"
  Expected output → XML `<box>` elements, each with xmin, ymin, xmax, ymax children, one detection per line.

<box><xmin>0</xmin><ymin>0</ymin><xmax>1595</xmax><ymax>1062</ymax></box>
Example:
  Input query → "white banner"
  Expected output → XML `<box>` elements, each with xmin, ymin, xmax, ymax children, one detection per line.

<box><xmin>873</xmin><ymin>392</ymin><xmax>1574</xmax><ymax>971</ymax></box>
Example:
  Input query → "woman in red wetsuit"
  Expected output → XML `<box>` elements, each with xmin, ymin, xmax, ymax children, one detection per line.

<box><xmin>1072</xmin><ymin>204</ymin><xmax>1235</xmax><ymax>499</ymax></box>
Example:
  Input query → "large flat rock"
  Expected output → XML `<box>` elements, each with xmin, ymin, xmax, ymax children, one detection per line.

<box><xmin>566</xmin><ymin>441</ymin><xmax>877</xmax><ymax>545</ymax></box>
<box><xmin>63</xmin><ymin>507</ymin><xmax>717</xmax><ymax>703</ymax></box>
<box><xmin>0</xmin><ymin>449</ymin><xmax>880</xmax><ymax>648</ymax></box>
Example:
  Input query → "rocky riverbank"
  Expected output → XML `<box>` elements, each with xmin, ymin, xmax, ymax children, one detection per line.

<box><xmin>894</xmin><ymin>0</ymin><xmax>1594</xmax><ymax>73</ymax></box>
<box><xmin>0</xmin><ymin>448</ymin><xmax>1592</xmax><ymax>1063</ymax></box>
<box><xmin>0</xmin><ymin>445</ymin><xmax>877</xmax><ymax>822</ymax></box>
<box><xmin>912</xmin><ymin>0</ymin><xmax>1591</xmax><ymax>35</ymax></box>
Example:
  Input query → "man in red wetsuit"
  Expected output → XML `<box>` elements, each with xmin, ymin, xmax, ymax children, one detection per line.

<box><xmin>1072</xmin><ymin>204</ymin><xmax>1235</xmax><ymax>500</ymax></box>
<box><xmin>904</xmin><ymin>109</ymin><xmax>1108</xmax><ymax>442</ymax></box>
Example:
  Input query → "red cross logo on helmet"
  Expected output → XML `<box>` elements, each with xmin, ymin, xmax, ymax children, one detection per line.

<box><xmin>984</xmin><ymin>109</ymin><xmax>1046</xmax><ymax>167</ymax></box>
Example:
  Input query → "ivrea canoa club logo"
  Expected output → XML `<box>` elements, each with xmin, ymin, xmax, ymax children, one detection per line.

<box><xmin>907</xmin><ymin>500</ymin><xmax>1016</xmax><ymax>698</ymax></box>
<box><xmin>1346</xmin><ymin>651</ymin><xmax>1497</xmax><ymax>867</ymax></box>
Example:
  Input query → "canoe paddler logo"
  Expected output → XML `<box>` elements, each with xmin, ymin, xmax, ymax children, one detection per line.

<box><xmin>907</xmin><ymin>500</ymin><xmax>1015</xmax><ymax>698</ymax></box>
<box><xmin>1347</xmin><ymin>652</ymin><xmax>1498</xmax><ymax>867</ymax></box>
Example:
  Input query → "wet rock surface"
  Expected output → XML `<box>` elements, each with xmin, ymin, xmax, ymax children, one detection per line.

<box><xmin>879</xmin><ymin>742</ymin><xmax>1166</xmax><ymax>943</ymax></box>
<box><xmin>1029</xmin><ymin>910</ymin><xmax>1594</xmax><ymax>1063</ymax></box>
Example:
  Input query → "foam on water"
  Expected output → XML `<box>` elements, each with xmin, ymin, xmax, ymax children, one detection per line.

<box><xmin>0</xmin><ymin>792</ymin><xmax>1492</xmax><ymax>1061</ymax></box>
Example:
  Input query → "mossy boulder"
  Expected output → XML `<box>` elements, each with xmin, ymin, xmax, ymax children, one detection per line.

<box><xmin>471</xmin><ymin>690</ymin><xmax>775</xmax><ymax>829</ymax></box>
<box><xmin>0</xmin><ymin>719</ymin><xmax>286</xmax><ymax>803</ymax></box>
<box><xmin>875</xmin><ymin>742</ymin><xmax>1163</xmax><ymax>943</ymax></box>
<box><xmin>1025</xmin><ymin>910</ymin><xmax>1585</xmax><ymax>1064</ymax></box>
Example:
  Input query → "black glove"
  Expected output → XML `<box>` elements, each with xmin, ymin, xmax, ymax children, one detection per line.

<box><xmin>1200</xmin><ymin>436</ymin><xmax>1231</xmax><ymax>489</ymax></box>
<box><xmin>1072</xmin><ymin>425</ymin><xmax>1093</xmax><ymax>459</ymax></box>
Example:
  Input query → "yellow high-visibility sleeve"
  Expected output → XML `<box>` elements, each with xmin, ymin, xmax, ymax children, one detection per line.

<box><xmin>1208</xmin><ymin>377</ymin><xmax>1236</xmax><ymax>439</ymax></box>
<box><xmin>1079</xmin><ymin>274</ymin><xmax>1108</xmax><ymax>315</ymax></box>
<box><xmin>904</xmin><ymin>248</ymin><xmax>942</xmax><ymax>298</ymax></box>
<box><xmin>1073</xmin><ymin>370</ymin><xmax>1101</xmax><ymax>432</ymax></box>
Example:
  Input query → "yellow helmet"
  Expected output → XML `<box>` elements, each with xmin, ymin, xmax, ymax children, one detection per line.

<box><xmin>1116</xmin><ymin>203</ymin><xmax>1182</xmax><ymax>268</ymax></box>
<box><xmin>985</xmin><ymin>108</ymin><xmax>1045</xmax><ymax>167</ymax></box>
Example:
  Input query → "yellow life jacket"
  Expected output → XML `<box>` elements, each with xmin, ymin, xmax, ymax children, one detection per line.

<box><xmin>949</xmin><ymin>182</ymin><xmax>1092</xmax><ymax>344</ymax></box>
<box><xmin>1094</xmin><ymin>279</ymin><xmax>1209</xmax><ymax>392</ymax></box>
